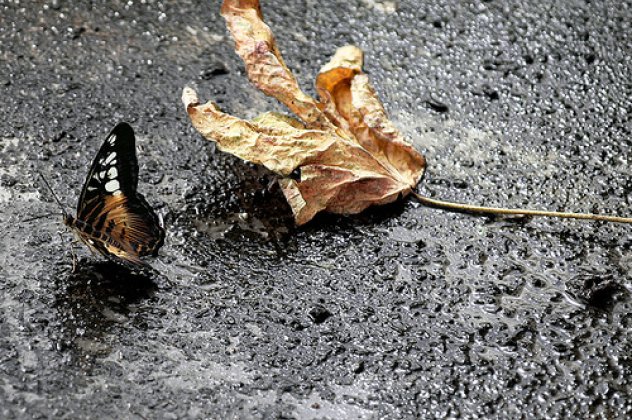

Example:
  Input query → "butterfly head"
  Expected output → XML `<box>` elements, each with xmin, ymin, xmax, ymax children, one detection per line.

<box><xmin>62</xmin><ymin>213</ymin><xmax>75</xmax><ymax>227</ymax></box>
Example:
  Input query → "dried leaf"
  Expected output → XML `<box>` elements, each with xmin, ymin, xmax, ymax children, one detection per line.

<box><xmin>184</xmin><ymin>0</ymin><xmax>425</xmax><ymax>225</ymax></box>
<box><xmin>219</xmin><ymin>0</ymin><xmax>335</xmax><ymax>131</ymax></box>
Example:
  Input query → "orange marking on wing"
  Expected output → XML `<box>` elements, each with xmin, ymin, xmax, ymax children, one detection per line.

<box><xmin>98</xmin><ymin>195</ymin><xmax>162</xmax><ymax>256</ymax></box>
<box><xmin>104</xmin><ymin>242</ymin><xmax>142</xmax><ymax>264</ymax></box>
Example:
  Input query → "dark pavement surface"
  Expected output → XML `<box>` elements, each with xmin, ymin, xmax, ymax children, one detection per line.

<box><xmin>1</xmin><ymin>0</ymin><xmax>631</xmax><ymax>418</ymax></box>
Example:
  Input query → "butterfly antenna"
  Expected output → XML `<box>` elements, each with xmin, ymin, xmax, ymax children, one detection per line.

<box><xmin>37</xmin><ymin>172</ymin><xmax>68</xmax><ymax>218</ymax></box>
<box><xmin>22</xmin><ymin>212</ymin><xmax>63</xmax><ymax>223</ymax></box>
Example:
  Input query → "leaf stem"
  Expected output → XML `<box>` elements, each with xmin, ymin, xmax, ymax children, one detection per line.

<box><xmin>411</xmin><ymin>192</ymin><xmax>632</xmax><ymax>224</ymax></box>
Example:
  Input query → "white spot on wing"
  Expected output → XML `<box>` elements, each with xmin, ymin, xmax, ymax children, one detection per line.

<box><xmin>107</xmin><ymin>167</ymin><xmax>118</xmax><ymax>179</ymax></box>
<box><xmin>105</xmin><ymin>152</ymin><xmax>117</xmax><ymax>164</ymax></box>
<box><xmin>105</xmin><ymin>179</ymin><xmax>120</xmax><ymax>192</ymax></box>
<box><xmin>113</xmin><ymin>190</ymin><xmax>122</xmax><ymax>196</ymax></box>
<box><xmin>107</xmin><ymin>135</ymin><xmax>116</xmax><ymax>145</ymax></box>
<box><xmin>87</xmin><ymin>186</ymin><xmax>97</xmax><ymax>191</ymax></box>
<box><xmin>98</xmin><ymin>170</ymin><xmax>106</xmax><ymax>179</ymax></box>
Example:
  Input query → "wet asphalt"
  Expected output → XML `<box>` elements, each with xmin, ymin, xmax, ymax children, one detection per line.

<box><xmin>1</xmin><ymin>0</ymin><xmax>631</xmax><ymax>418</ymax></box>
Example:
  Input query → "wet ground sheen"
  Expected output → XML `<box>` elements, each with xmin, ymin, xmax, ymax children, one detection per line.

<box><xmin>1</xmin><ymin>0</ymin><xmax>631</xmax><ymax>418</ymax></box>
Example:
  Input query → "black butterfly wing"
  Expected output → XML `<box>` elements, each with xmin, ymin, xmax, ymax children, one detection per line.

<box><xmin>77</xmin><ymin>122</ymin><xmax>138</xmax><ymax>213</ymax></box>
<box><xmin>75</xmin><ymin>122</ymin><xmax>164</xmax><ymax>263</ymax></box>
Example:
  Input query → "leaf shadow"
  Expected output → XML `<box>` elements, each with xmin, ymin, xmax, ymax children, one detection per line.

<box><xmin>183</xmin><ymin>154</ymin><xmax>416</xmax><ymax>269</ymax></box>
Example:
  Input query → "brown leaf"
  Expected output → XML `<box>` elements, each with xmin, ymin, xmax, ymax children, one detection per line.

<box><xmin>219</xmin><ymin>0</ymin><xmax>335</xmax><ymax>131</ymax></box>
<box><xmin>184</xmin><ymin>0</ymin><xmax>425</xmax><ymax>225</ymax></box>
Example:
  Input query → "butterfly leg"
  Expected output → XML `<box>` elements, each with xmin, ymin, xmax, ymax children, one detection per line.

<box><xmin>70</xmin><ymin>242</ymin><xmax>78</xmax><ymax>273</ymax></box>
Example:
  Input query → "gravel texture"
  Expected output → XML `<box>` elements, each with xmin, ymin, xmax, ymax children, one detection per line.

<box><xmin>1</xmin><ymin>0</ymin><xmax>631</xmax><ymax>418</ymax></box>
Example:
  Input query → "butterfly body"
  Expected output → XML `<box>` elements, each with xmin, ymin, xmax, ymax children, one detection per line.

<box><xmin>63</xmin><ymin>122</ymin><xmax>164</xmax><ymax>265</ymax></box>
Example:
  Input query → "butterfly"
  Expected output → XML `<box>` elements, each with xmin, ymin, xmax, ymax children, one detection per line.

<box><xmin>43</xmin><ymin>122</ymin><xmax>165</xmax><ymax>265</ymax></box>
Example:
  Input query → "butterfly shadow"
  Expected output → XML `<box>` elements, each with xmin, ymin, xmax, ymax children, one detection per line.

<box><xmin>54</xmin><ymin>259</ymin><xmax>158</xmax><ymax>359</ymax></box>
